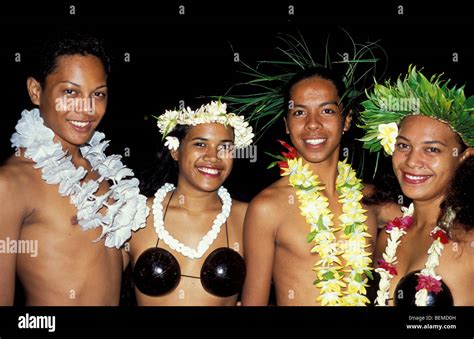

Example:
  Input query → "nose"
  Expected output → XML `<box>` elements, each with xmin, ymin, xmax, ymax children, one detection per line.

<box><xmin>405</xmin><ymin>148</ymin><xmax>425</xmax><ymax>169</ymax></box>
<box><xmin>305</xmin><ymin>112</ymin><xmax>322</xmax><ymax>131</ymax></box>
<box><xmin>75</xmin><ymin>96</ymin><xmax>95</xmax><ymax>116</ymax></box>
<box><xmin>203</xmin><ymin>145</ymin><xmax>221</xmax><ymax>163</ymax></box>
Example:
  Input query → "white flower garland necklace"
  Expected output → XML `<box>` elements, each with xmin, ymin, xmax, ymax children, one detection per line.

<box><xmin>281</xmin><ymin>156</ymin><xmax>373</xmax><ymax>306</ymax></box>
<box><xmin>152</xmin><ymin>183</ymin><xmax>232</xmax><ymax>259</ymax></box>
<box><xmin>375</xmin><ymin>203</ymin><xmax>450</xmax><ymax>306</ymax></box>
<box><xmin>10</xmin><ymin>109</ymin><xmax>149</xmax><ymax>248</ymax></box>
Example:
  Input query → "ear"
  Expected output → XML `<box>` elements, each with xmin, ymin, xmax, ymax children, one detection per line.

<box><xmin>170</xmin><ymin>148</ymin><xmax>179</xmax><ymax>161</ymax></box>
<box><xmin>343</xmin><ymin>109</ymin><xmax>353</xmax><ymax>133</ymax></box>
<box><xmin>27</xmin><ymin>77</ymin><xmax>42</xmax><ymax>106</ymax></box>
<box><xmin>284</xmin><ymin>116</ymin><xmax>289</xmax><ymax>135</ymax></box>
<box><xmin>459</xmin><ymin>147</ymin><xmax>474</xmax><ymax>163</ymax></box>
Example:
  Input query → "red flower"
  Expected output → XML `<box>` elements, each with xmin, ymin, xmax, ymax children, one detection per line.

<box><xmin>278</xmin><ymin>160</ymin><xmax>289</xmax><ymax>175</ymax></box>
<box><xmin>430</xmin><ymin>229</ymin><xmax>449</xmax><ymax>244</ymax></box>
<box><xmin>416</xmin><ymin>274</ymin><xmax>442</xmax><ymax>294</ymax></box>
<box><xmin>277</xmin><ymin>140</ymin><xmax>297</xmax><ymax>160</ymax></box>
<box><xmin>378</xmin><ymin>259</ymin><xmax>397</xmax><ymax>275</ymax></box>
<box><xmin>386</xmin><ymin>215</ymin><xmax>414</xmax><ymax>231</ymax></box>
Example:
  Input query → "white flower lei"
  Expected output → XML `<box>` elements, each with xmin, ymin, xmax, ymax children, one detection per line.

<box><xmin>152</xmin><ymin>183</ymin><xmax>232</xmax><ymax>259</ymax></box>
<box><xmin>156</xmin><ymin>101</ymin><xmax>254</xmax><ymax>150</ymax></box>
<box><xmin>10</xmin><ymin>108</ymin><xmax>149</xmax><ymax>248</ymax></box>
<box><xmin>375</xmin><ymin>204</ymin><xmax>449</xmax><ymax>306</ymax></box>
<box><xmin>374</xmin><ymin>204</ymin><xmax>413</xmax><ymax>306</ymax></box>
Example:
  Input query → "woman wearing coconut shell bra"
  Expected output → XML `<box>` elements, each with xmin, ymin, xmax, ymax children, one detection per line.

<box><xmin>360</xmin><ymin>67</ymin><xmax>474</xmax><ymax>306</ymax></box>
<box><xmin>129</xmin><ymin>101</ymin><xmax>253</xmax><ymax>306</ymax></box>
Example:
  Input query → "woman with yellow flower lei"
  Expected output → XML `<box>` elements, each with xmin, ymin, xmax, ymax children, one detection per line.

<box><xmin>241</xmin><ymin>67</ymin><xmax>379</xmax><ymax>306</ymax></box>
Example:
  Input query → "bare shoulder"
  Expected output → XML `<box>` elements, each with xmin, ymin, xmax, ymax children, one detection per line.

<box><xmin>231</xmin><ymin>199</ymin><xmax>248</xmax><ymax>220</ymax></box>
<box><xmin>245</xmin><ymin>177</ymin><xmax>291</xmax><ymax>229</ymax></box>
<box><xmin>250</xmin><ymin>177</ymin><xmax>291</xmax><ymax>209</ymax></box>
<box><xmin>0</xmin><ymin>155</ymin><xmax>35</xmax><ymax>197</ymax></box>
<box><xmin>0</xmin><ymin>155</ymin><xmax>36</xmax><ymax>234</ymax></box>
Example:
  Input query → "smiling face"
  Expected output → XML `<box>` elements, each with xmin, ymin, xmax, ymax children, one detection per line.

<box><xmin>27</xmin><ymin>54</ymin><xmax>108</xmax><ymax>149</ymax></box>
<box><xmin>392</xmin><ymin>115</ymin><xmax>465</xmax><ymax>203</ymax></box>
<box><xmin>285</xmin><ymin>76</ymin><xmax>351</xmax><ymax>164</ymax></box>
<box><xmin>173</xmin><ymin>123</ymin><xmax>235</xmax><ymax>193</ymax></box>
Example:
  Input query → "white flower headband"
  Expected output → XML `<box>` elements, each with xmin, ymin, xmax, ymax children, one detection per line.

<box><xmin>156</xmin><ymin>101</ymin><xmax>254</xmax><ymax>151</ymax></box>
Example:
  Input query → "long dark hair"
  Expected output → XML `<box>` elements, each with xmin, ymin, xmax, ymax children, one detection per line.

<box><xmin>139</xmin><ymin>125</ymin><xmax>189</xmax><ymax>197</ymax></box>
<box><xmin>439</xmin><ymin>155</ymin><xmax>474</xmax><ymax>236</ymax></box>
<box><xmin>362</xmin><ymin>167</ymin><xmax>405</xmax><ymax>206</ymax></box>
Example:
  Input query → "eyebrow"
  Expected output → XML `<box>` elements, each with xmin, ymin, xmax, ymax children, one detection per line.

<box><xmin>191</xmin><ymin>137</ymin><xmax>234</xmax><ymax>143</ymax></box>
<box><xmin>396</xmin><ymin>135</ymin><xmax>448</xmax><ymax>147</ymax></box>
<box><xmin>293</xmin><ymin>101</ymin><xmax>340</xmax><ymax>109</ymax></box>
<box><xmin>58</xmin><ymin>81</ymin><xmax>107</xmax><ymax>91</ymax></box>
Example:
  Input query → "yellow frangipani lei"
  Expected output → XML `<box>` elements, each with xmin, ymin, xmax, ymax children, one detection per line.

<box><xmin>281</xmin><ymin>158</ymin><xmax>373</xmax><ymax>306</ymax></box>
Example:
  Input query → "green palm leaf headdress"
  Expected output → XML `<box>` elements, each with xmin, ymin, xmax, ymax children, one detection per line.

<box><xmin>359</xmin><ymin>65</ymin><xmax>474</xmax><ymax>156</ymax></box>
<box><xmin>218</xmin><ymin>29</ymin><xmax>387</xmax><ymax>142</ymax></box>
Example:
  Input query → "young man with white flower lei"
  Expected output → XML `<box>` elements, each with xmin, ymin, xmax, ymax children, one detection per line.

<box><xmin>242</xmin><ymin>67</ymin><xmax>381</xmax><ymax>306</ymax></box>
<box><xmin>360</xmin><ymin>66</ymin><xmax>474</xmax><ymax>306</ymax></box>
<box><xmin>129</xmin><ymin>101</ymin><xmax>253</xmax><ymax>306</ymax></box>
<box><xmin>0</xmin><ymin>33</ymin><xmax>148</xmax><ymax>305</ymax></box>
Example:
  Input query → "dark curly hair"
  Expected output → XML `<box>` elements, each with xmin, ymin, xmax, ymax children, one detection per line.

<box><xmin>139</xmin><ymin>125</ymin><xmax>190</xmax><ymax>197</ymax></box>
<box><xmin>439</xmin><ymin>155</ymin><xmax>474</xmax><ymax>235</ymax></box>
<box><xmin>35</xmin><ymin>31</ymin><xmax>111</xmax><ymax>87</ymax></box>
<box><xmin>362</xmin><ymin>169</ymin><xmax>406</xmax><ymax>206</ymax></box>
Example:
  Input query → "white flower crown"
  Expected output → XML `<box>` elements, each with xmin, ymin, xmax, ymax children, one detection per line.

<box><xmin>156</xmin><ymin>101</ymin><xmax>254</xmax><ymax>150</ymax></box>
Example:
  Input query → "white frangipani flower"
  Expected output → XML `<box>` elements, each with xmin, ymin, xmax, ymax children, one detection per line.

<box><xmin>164</xmin><ymin>136</ymin><xmax>180</xmax><ymax>151</ymax></box>
<box><xmin>377</xmin><ymin>122</ymin><xmax>398</xmax><ymax>155</ymax></box>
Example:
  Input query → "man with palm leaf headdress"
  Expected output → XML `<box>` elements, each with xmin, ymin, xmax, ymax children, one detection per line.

<box><xmin>222</xmin><ymin>32</ymin><xmax>401</xmax><ymax>305</ymax></box>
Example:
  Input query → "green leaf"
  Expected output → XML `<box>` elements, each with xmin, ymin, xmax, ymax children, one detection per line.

<box><xmin>263</xmin><ymin>151</ymin><xmax>286</xmax><ymax>161</ymax></box>
<box><xmin>358</xmin><ymin>133</ymin><xmax>378</xmax><ymax>142</ymax></box>
<box><xmin>322</xmin><ymin>271</ymin><xmax>335</xmax><ymax>280</ymax></box>
<box><xmin>267</xmin><ymin>161</ymin><xmax>278</xmax><ymax>170</ymax></box>
<box><xmin>364</xmin><ymin>269</ymin><xmax>374</xmax><ymax>281</ymax></box>
<box><xmin>212</xmin><ymin>30</ymin><xmax>387</xmax><ymax>141</ymax></box>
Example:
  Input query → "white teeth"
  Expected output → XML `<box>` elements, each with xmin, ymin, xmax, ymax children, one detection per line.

<box><xmin>69</xmin><ymin>120</ymin><xmax>89</xmax><ymax>128</ymax></box>
<box><xmin>305</xmin><ymin>138</ymin><xmax>325</xmax><ymax>145</ymax></box>
<box><xmin>406</xmin><ymin>174</ymin><xmax>428</xmax><ymax>180</ymax></box>
<box><xmin>198</xmin><ymin>167</ymin><xmax>220</xmax><ymax>175</ymax></box>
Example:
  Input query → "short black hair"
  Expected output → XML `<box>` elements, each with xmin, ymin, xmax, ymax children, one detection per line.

<box><xmin>284</xmin><ymin>66</ymin><xmax>348</xmax><ymax>116</ymax></box>
<box><xmin>35</xmin><ymin>32</ymin><xmax>110</xmax><ymax>87</ymax></box>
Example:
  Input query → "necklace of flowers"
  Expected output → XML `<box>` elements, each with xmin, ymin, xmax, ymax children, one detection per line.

<box><xmin>375</xmin><ymin>203</ymin><xmax>450</xmax><ymax>306</ymax></box>
<box><xmin>10</xmin><ymin>108</ymin><xmax>149</xmax><ymax>248</ymax></box>
<box><xmin>152</xmin><ymin>183</ymin><xmax>232</xmax><ymax>259</ymax></box>
<box><xmin>272</xmin><ymin>140</ymin><xmax>373</xmax><ymax>306</ymax></box>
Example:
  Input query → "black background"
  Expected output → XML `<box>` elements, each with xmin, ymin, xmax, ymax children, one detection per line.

<box><xmin>2</xmin><ymin>1</ymin><xmax>474</xmax><ymax>200</ymax></box>
<box><xmin>0</xmin><ymin>0</ymin><xmax>473</xmax><ymax>332</ymax></box>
